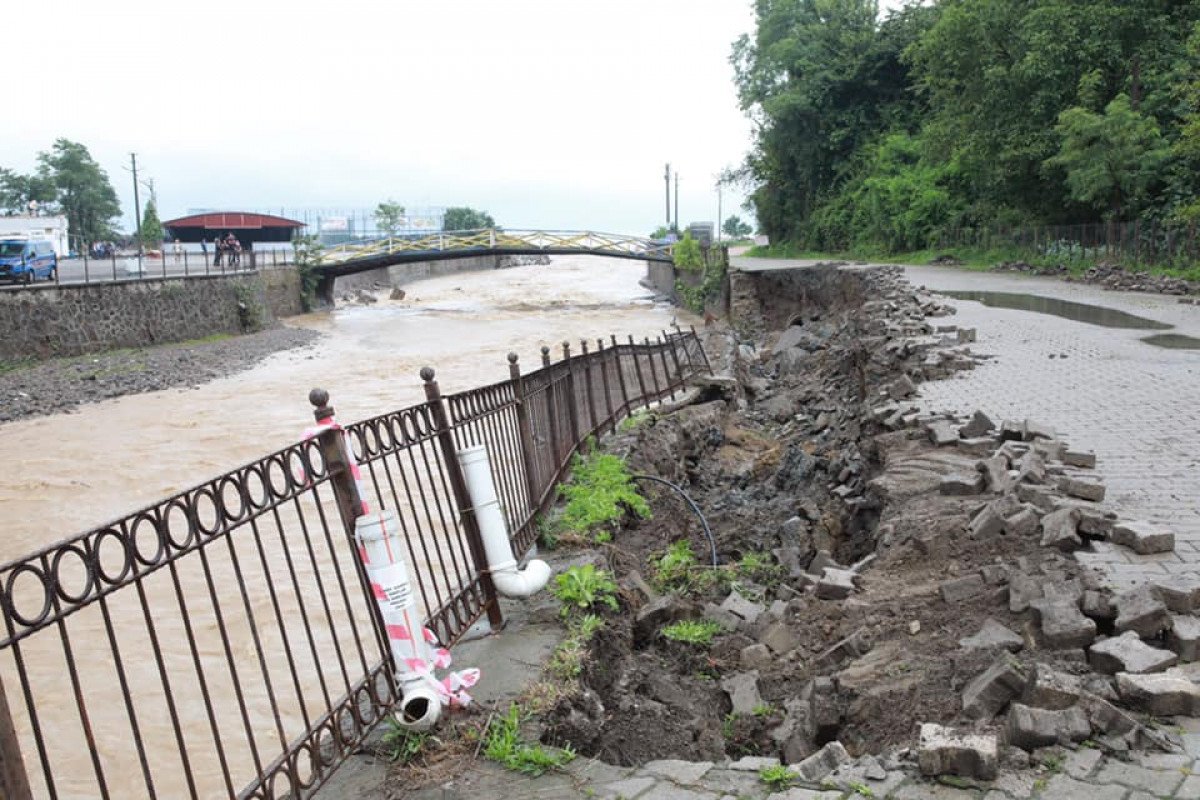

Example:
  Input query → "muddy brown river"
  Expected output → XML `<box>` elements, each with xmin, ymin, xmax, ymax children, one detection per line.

<box><xmin>0</xmin><ymin>256</ymin><xmax>688</xmax><ymax>799</ymax></box>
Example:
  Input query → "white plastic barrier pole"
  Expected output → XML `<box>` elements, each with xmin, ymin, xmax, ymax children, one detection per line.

<box><xmin>456</xmin><ymin>445</ymin><xmax>551</xmax><ymax>597</ymax></box>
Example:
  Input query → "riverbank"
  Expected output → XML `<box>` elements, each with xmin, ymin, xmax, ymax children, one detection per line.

<box><xmin>0</xmin><ymin>325</ymin><xmax>323</xmax><ymax>423</ymax></box>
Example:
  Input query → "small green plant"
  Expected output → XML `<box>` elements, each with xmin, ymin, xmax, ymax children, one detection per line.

<box><xmin>654</xmin><ymin>540</ymin><xmax>698</xmax><ymax>589</ymax></box>
<box><xmin>553</xmin><ymin>565</ymin><xmax>619</xmax><ymax>617</ymax></box>
<box><xmin>849</xmin><ymin>781</ymin><xmax>875</xmax><ymax>797</ymax></box>
<box><xmin>292</xmin><ymin>232</ymin><xmax>325</xmax><ymax>311</ymax></box>
<box><xmin>758</xmin><ymin>764</ymin><xmax>798</xmax><ymax>791</ymax></box>
<box><xmin>1040</xmin><ymin>753</ymin><xmax>1063</xmax><ymax>773</ymax></box>
<box><xmin>232</xmin><ymin>281</ymin><xmax>266</xmax><ymax>332</ymax></box>
<box><xmin>661</xmin><ymin>619</ymin><xmax>722</xmax><ymax>646</ymax></box>
<box><xmin>484</xmin><ymin>704</ymin><xmax>575</xmax><ymax>776</ymax></box>
<box><xmin>557</xmin><ymin>447</ymin><xmax>650</xmax><ymax>542</ymax></box>
<box><xmin>619</xmin><ymin>410</ymin><xmax>652</xmax><ymax>432</ymax></box>
<box><xmin>737</xmin><ymin>551</ymin><xmax>784</xmax><ymax>585</ymax></box>
<box><xmin>547</xmin><ymin>614</ymin><xmax>605</xmax><ymax>679</ymax></box>
<box><xmin>751</xmin><ymin>703</ymin><xmax>777</xmax><ymax>717</ymax></box>
<box><xmin>378</xmin><ymin>718</ymin><xmax>434</xmax><ymax>764</ymax></box>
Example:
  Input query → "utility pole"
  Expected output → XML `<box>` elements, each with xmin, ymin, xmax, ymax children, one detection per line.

<box><xmin>130</xmin><ymin>152</ymin><xmax>144</xmax><ymax>271</ymax></box>
<box><xmin>664</xmin><ymin>163</ymin><xmax>671</xmax><ymax>230</ymax></box>
<box><xmin>717</xmin><ymin>182</ymin><xmax>723</xmax><ymax>243</ymax></box>
<box><xmin>673</xmin><ymin>172</ymin><xmax>680</xmax><ymax>234</ymax></box>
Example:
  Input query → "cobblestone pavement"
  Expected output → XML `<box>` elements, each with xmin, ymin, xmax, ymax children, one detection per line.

<box><xmin>895</xmin><ymin>265</ymin><xmax>1200</xmax><ymax>592</ymax></box>
<box><xmin>406</xmin><ymin>717</ymin><xmax>1200</xmax><ymax>798</ymax></box>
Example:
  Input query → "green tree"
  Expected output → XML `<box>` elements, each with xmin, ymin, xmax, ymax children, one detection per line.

<box><xmin>442</xmin><ymin>206</ymin><xmax>495</xmax><ymax>231</ymax></box>
<box><xmin>0</xmin><ymin>168</ymin><xmax>57</xmax><ymax>215</ymax></box>
<box><xmin>140</xmin><ymin>199</ymin><xmax>164</xmax><ymax>248</ymax></box>
<box><xmin>36</xmin><ymin>139</ymin><xmax>121</xmax><ymax>245</ymax></box>
<box><xmin>374</xmin><ymin>199</ymin><xmax>405</xmax><ymax>237</ymax></box>
<box><xmin>1046</xmin><ymin>94</ymin><xmax>1167</xmax><ymax>220</ymax></box>
<box><xmin>722</xmin><ymin>215</ymin><xmax>752</xmax><ymax>238</ymax></box>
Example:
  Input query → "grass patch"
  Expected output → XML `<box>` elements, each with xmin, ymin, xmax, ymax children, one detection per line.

<box><xmin>556</xmin><ymin>445</ymin><xmax>650</xmax><ymax>543</ymax></box>
<box><xmin>546</xmin><ymin>613</ymin><xmax>604</xmax><ymax>679</ymax></box>
<box><xmin>758</xmin><ymin>764</ymin><xmax>798</xmax><ymax>791</ymax></box>
<box><xmin>484</xmin><ymin>704</ymin><xmax>575</xmax><ymax>776</ymax></box>
<box><xmin>660</xmin><ymin>619</ymin><xmax>722</xmax><ymax>646</ymax></box>
<box><xmin>552</xmin><ymin>565</ymin><xmax>619</xmax><ymax>617</ymax></box>
<box><xmin>378</xmin><ymin>719</ymin><xmax>437</xmax><ymax>764</ymax></box>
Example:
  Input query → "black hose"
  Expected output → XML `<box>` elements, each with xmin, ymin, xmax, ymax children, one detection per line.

<box><xmin>630</xmin><ymin>474</ymin><xmax>719</xmax><ymax>567</ymax></box>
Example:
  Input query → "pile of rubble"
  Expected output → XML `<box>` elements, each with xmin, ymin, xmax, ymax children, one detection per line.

<box><xmin>1065</xmin><ymin>264</ymin><xmax>1199</xmax><ymax>297</ymax></box>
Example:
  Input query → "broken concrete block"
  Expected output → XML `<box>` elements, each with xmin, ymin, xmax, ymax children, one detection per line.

<box><xmin>957</xmin><ymin>436</ymin><xmax>999</xmax><ymax>457</ymax></box>
<box><xmin>969</xmin><ymin>504</ymin><xmax>1005</xmax><ymax>538</ymax></box>
<box><xmin>960</xmin><ymin>619</ymin><xmax>1024</xmax><ymax>653</ymax></box>
<box><xmin>888</xmin><ymin>374</ymin><xmax>917</xmax><ymax>400</ymax></box>
<box><xmin>1040</xmin><ymin>507</ymin><xmax>1082</xmax><ymax>551</ymax></box>
<box><xmin>801</xmin><ymin>677</ymin><xmax>841</xmax><ymax>743</ymax></box>
<box><xmin>1022</xmin><ymin>666</ymin><xmax>1085</xmax><ymax>710</ymax></box>
<box><xmin>940</xmin><ymin>472</ymin><xmax>985</xmax><ymax>495</ymax></box>
<box><xmin>1168</xmin><ymin>615</ymin><xmax>1200</xmax><ymax>662</ymax></box>
<box><xmin>1116</xmin><ymin>669</ymin><xmax>1200</xmax><ymax>716</ymax></box>
<box><xmin>759</xmin><ymin>621</ymin><xmax>802</xmax><ymax>655</ymax></box>
<box><xmin>1081</xmin><ymin>590</ymin><xmax>1116</xmax><ymax>621</ymax></box>
<box><xmin>806</xmin><ymin>550</ymin><xmax>838</xmax><ymax>576</ymax></box>
<box><xmin>1022</xmin><ymin>419</ymin><xmax>1055</xmax><ymax>441</ymax></box>
<box><xmin>721</xmin><ymin>671</ymin><xmax>763</xmax><ymax>716</ymax></box>
<box><xmin>816</xmin><ymin>568</ymin><xmax>857</xmax><ymax>600</ymax></box>
<box><xmin>1017</xmin><ymin>483</ymin><xmax>1058</xmax><ymax>512</ymax></box>
<box><xmin>927</xmin><ymin>420</ymin><xmax>960</xmax><ymax>446</ymax></box>
<box><xmin>1016</xmin><ymin>450</ymin><xmax>1046</xmax><ymax>484</ymax></box>
<box><xmin>957</xmin><ymin>327</ymin><xmax>977</xmax><ymax>344</ymax></box>
<box><xmin>999</xmin><ymin>420</ymin><xmax>1024</xmax><ymax>441</ymax></box>
<box><xmin>741</xmin><ymin>643</ymin><xmax>773</xmax><ymax>670</ymax></box>
<box><xmin>1088</xmin><ymin>631</ymin><xmax>1178</xmax><ymax>675</ymax></box>
<box><xmin>1150</xmin><ymin>576</ymin><xmax>1200</xmax><ymax>614</ymax></box>
<box><xmin>1004</xmin><ymin>506</ymin><xmax>1041</xmax><ymax>536</ymax></box>
<box><xmin>977</xmin><ymin>455</ymin><xmax>1012</xmax><ymax>493</ymax></box>
<box><xmin>792</xmin><ymin>741</ymin><xmax>850</xmax><ymax>781</ymax></box>
<box><xmin>1111</xmin><ymin>521</ymin><xmax>1175</xmax><ymax>555</ymax></box>
<box><xmin>962</xmin><ymin>655</ymin><xmax>1029</xmax><ymax>718</ymax></box>
<box><xmin>1076</xmin><ymin>508</ymin><xmax>1114</xmax><ymax>539</ymax></box>
<box><xmin>1063</xmin><ymin>450</ymin><xmax>1097</xmax><ymax>468</ymax></box>
<box><xmin>1058</xmin><ymin>476</ymin><xmax>1106</xmax><ymax>502</ymax></box>
<box><xmin>721</xmin><ymin>590</ymin><xmax>766</xmax><ymax>625</ymax></box>
<box><xmin>1031</xmin><ymin>596</ymin><xmax>1096</xmax><ymax>649</ymax></box>
<box><xmin>917</xmin><ymin>723</ymin><xmax>998</xmax><ymax>781</ymax></box>
<box><xmin>1009</xmin><ymin>571</ymin><xmax>1045</xmax><ymax>614</ymax></box>
<box><xmin>635</xmin><ymin>594</ymin><xmax>695</xmax><ymax>643</ymax></box>
<box><xmin>1006</xmin><ymin>703</ymin><xmax>1090</xmax><ymax>751</ymax></box>
<box><xmin>959</xmin><ymin>410</ymin><xmax>995</xmax><ymax>438</ymax></box>
<box><xmin>1114</xmin><ymin>586</ymin><xmax>1171</xmax><ymax>639</ymax></box>
<box><xmin>940</xmin><ymin>574</ymin><xmax>986</xmax><ymax>604</ymax></box>
<box><xmin>1033</xmin><ymin>439</ymin><xmax>1068</xmax><ymax>462</ymax></box>
<box><xmin>702</xmin><ymin>602</ymin><xmax>740</xmax><ymax>631</ymax></box>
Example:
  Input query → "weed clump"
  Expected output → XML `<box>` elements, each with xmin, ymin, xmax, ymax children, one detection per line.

<box><xmin>552</xmin><ymin>565</ymin><xmax>619</xmax><ymax>617</ymax></box>
<box><xmin>557</xmin><ymin>446</ymin><xmax>650</xmax><ymax>543</ymax></box>
<box><xmin>484</xmin><ymin>704</ymin><xmax>574</xmax><ymax>776</ymax></box>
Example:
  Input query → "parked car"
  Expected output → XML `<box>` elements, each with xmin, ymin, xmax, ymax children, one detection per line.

<box><xmin>0</xmin><ymin>239</ymin><xmax>57</xmax><ymax>284</ymax></box>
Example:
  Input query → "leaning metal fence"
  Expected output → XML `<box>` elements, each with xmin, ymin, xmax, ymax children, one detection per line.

<box><xmin>0</xmin><ymin>328</ymin><xmax>709</xmax><ymax>800</ymax></box>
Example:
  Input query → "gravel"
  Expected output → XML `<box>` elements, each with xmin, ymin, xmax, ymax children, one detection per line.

<box><xmin>0</xmin><ymin>327</ymin><xmax>323</xmax><ymax>423</ymax></box>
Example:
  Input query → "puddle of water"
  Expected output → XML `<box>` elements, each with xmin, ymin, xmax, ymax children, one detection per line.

<box><xmin>942</xmin><ymin>290</ymin><xmax>1172</xmax><ymax>330</ymax></box>
<box><xmin>1141</xmin><ymin>333</ymin><xmax>1200</xmax><ymax>349</ymax></box>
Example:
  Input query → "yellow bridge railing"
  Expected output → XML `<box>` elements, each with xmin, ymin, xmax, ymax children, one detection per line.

<box><xmin>319</xmin><ymin>229</ymin><xmax>675</xmax><ymax>265</ymax></box>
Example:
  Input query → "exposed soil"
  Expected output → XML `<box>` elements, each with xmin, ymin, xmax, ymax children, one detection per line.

<box><xmin>0</xmin><ymin>325</ymin><xmax>322</xmax><ymax>423</ymax></box>
<box><xmin>539</xmin><ymin>265</ymin><xmax>1160</xmax><ymax>770</ymax></box>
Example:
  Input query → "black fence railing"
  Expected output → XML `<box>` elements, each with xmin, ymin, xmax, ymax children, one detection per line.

<box><xmin>0</xmin><ymin>248</ymin><xmax>293</xmax><ymax>290</ymax></box>
<box><xmin>0</xmin><ymin>328</ymin><xmax>710</xmax><ymax>799</ymax></box>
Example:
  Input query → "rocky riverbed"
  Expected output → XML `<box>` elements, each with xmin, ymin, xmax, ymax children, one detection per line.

<box><xmin>0</xmin><ymin>326</ymin><xmax>322</xmax><ymax>423</ymax></box>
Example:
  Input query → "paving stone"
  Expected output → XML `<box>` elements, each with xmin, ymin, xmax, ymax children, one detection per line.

<box><xmin>889</xmin><ymin>374</ymin><xmax>917</xmax><ymax>400</ymax></box>
<box><xmin>928</xmin><ymin>420</ymin><xmax>960</xmax><ymax>446</ymax></box>
<box><xmin>941</xmin><ymin>574</ymin><xmax>987</xmax><ymax>604</ymax></box>
<box><xmin>1093</xmin><ymin>758</ymin><xmax>1185</xmax><ymax>796</ymax></box>
<box><xmin>1016</xmin><ymin>450</ymin><xmax>1047</xmax><ymax>484</ymax></box>
<box><xmin>805</xmin><ymin>550</ymin><xmax>838</xmax><ymax>576</ymax></box>
<box><xmin>1059</xmin><ymin>476</ymin><xmax>1107</xmax><ymax>502</ymax></box>
<box><xmin>597</xmin><ymin>776</ymin><xmax>657</xmax><ymax>799</ymax></box>
<box><xmin>740</xmin><ymin>643</ymin><xmax>773</xmax><ymax>670</ymax></box>
<box><xmin>891</xmin><ymin>784</ymin><xmax>979</xmax><ymax>800</ymax></box>
<box><xmin>1111</xmin><ymin>521</ymin><xmax>1176</xmax><ymax>555</ymax></box>
<box><xmin>978</xmin><ymin>455</ymin><xmax>1013</xmax><ymax>493</ymax></box>
<box><xmin>1017</xmin><ymin>483</ymin><xmax>1059</xmax><ymax>512</ymax></box>
<box><xmin>1168</xmin><ymin>614</ymin><xmax>1200</xmax><ymax>661</ymax></box>
<box><xmin>1039</xmin><ymin>773</ymin><xmax>1128</xmax><ymax>800</ymax></box>
<box><xmin>1151</xmin><ymin>576</ymin><xmax>1200</xmax><ymax>613</ymax></box>
<box><xmin>815</xmin><ymin>568</ymin><xmax>856</xmax><ymax>600</ymax></box>
<box><xmin>720</xmin><ymin>672</ymin><xmax>763</xmax><ymax>716</ymax></box>
<box><xmin>1063</xmin><ymin>450</ymin><xmax>1097</xmax><ymax>468</ymax></box>
<box><xmin>960</xmin><ymin>618</ymin><xmax>1025</xmax><ymax>652</ymax></box>
<box><xmin>970</xmin><ymin>502</ymin><xmax>1006</xmax><ymax>538</ymax></box>
<box><xmin>764</xmin><ymin>789</ymin><xmax>843</xmax><ymax>800</ymax></box>
<box><xmin>759</xmin><ymin>621</ymin><xmax>802</xmax><ymax>655</ymax></box>
<box><xmin>790</xmin><ymin>741</ymin><xmax>849</xmax><ymax>781</ymax></box>
<box><xmin>960</xmin><ymin>410</ymin><xmax>996</xmax><ymax>438</ymax></box>
<box><xmin>1116</xmin><ymin>668</ymin><xmax>1200</xmax><ymax>716</ymax></box>
<box><xmin>637</xmin><ymin>783</ymin><xmax>720</xmax><ymax>800</ymax></box>
<box><xmin>1009</xmin><ymin>570</ymin><xmax>1045</xmax><ymax>613</ymax></box>
<box><xmin>1081</xmin><ymin>590</ymin><xmax>1116</xmax><ymax>621</ymax></box>
<box><xmin>703</xmin><ymin>602</ymin><xmax>741</xmax><ymax>632</ymax></box>
<box><xmin>1062</xmin><ymin>746</ymin><xmax>1103</xmax><ymax>779</ymax></box>
<box><xmin>1177</xmin><ymin>775</ymin><xmax>1200</xmax><ymax>799</ymax></box>
<box><xmin>1031</xmin><ymin>595</ymin><xmax>1097</xmax><ymax>649</ymax></box>
<box><xmin>940</xmin><ymin>472</ymin><xmax>985</xmax><ymax>496</ymax></box>
<box><xmin>999</xmin><ymin>419</ymin><xmax>1024</xmax><ymax>441</ymax></box>
<box><xmin>917</xmin><ymin>723</ymin><xmax>998</xmax><ymax>780</ymax></box>
<box><xmin>1023</xmin><ymin>418</ymin><xmax>1056</xmax><ymax>441</ymax></box>
<box><xmin>640</xmin><ymin>760</ymin><xmax>715</xmax><ymax>785</ymax></box>
<box><xmin>1006</xmin><ymin>703</ymin><xmax>1090</xmax><ymax>750</ymax></box>
<box><xmin>1089</xmin><ymin>631</ymin><xmax>1178</xmax><ymax>674</ymax></box>
<box><xmin>962</xmin><ymin>654</ymin><xmax>1029</xmax><ymax>718</ymax></box>
<box><xmin>800</xmin><ymin>678</ymin><xmax>841</xmax><ymax>743</ymax></box>
<box><xmin>1114</xmin><ymin>585</ymin><xmax>1171</xmax><ymax>638</ymax></box>
<box><xmin>958</xmin><ymin>436</ymin><xmax>999</xmax><ymax>457</ymax></box>
<box><xmin>1041</xmin><ymin>507</ymin><xmax>1083</xmax><ymax>551</ymax></box>
<box><xmin>1004</xmin><ymin>506</ymin><xmax>1041</xmax><ymax>536</ymax></box>
<box><xmin>1022</xmin><ymin>665</ymin><xmax>1086</xmax><ymax>710</ymax></box>
<box><xmin>720</xmin><ymin>590</ymin><xmax>765</xmax><ymax>624</ymax></box>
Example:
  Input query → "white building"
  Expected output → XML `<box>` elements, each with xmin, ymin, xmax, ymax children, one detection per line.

<box><xmin>0</xmin><ymin>215</ymin><xmax>71</xmax><ymax>257</ymax></box>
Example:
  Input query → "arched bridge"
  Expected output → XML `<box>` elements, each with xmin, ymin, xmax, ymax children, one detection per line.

<box><xmin>311</xmin><ymin>229</ymin><xmax>677</xmax><ymax>305</ymax></box>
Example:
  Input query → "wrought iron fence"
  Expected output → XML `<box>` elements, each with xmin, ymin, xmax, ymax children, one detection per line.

<box><xmin>0</xmin><ymin>328</ymin><xmax>709</xmax><ymax>799</ymax></box>
<box><xmin>0</xmin><ymin>248</ymin><xmax>293</xmax><ymax>291</ymax></box>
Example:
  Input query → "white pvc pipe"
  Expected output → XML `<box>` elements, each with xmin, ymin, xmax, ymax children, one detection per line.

<box><xmin>355</xmin><ymin>511</ymin><xmax>442</xmax><ymax>730</ymax></box>
<box><xmin>456</xmin><ymin>445</ymin><xmax>552</xmax><ymax>597</ymax></box>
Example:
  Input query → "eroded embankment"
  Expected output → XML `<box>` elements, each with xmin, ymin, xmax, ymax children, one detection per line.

<box><xmin>538</xmin><ymin>264</ymin><xmax>1193</xmax><ymax>787</ymax></box>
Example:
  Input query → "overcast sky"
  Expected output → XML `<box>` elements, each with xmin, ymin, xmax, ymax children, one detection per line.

<box><xmin>9</xmin><ymin>0</ymin><xmax>905</xmax><ymax>235</ymax></box>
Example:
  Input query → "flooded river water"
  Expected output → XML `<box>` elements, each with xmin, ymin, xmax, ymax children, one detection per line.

<box><xmin>0</xmin><ymin>256</ymin><xmax>687</xmax><ymax>799</ymax></box>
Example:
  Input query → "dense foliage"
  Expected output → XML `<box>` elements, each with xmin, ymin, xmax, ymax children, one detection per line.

<box><xmin>373</xmin><ymin>199</ymin><xmax>405</xmax><ymax>236</ymax></box>
<box><xmin>442</xmin><ymin>206</ymin><xmax>496</xmax><ymax>231</ymax></box>
<box><xmin>733</xmin><ymin>0</ymin><xmax>1200</xmax><ymax>252</ymax></box>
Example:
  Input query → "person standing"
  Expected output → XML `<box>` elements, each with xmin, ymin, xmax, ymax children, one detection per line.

<box><xmin>200</xmin><ymin>237</ymin><xmax>209</xmax><ymax>265</ymax></box>
<box><xmin>172</xmin><ymin>238</ymin><xmax>182</xmax><ymax>264</ymax></box>
<box><xmin>213</xmin><ymin>236</ymin><xmax>223</xmax><ymax>267</ymax></box>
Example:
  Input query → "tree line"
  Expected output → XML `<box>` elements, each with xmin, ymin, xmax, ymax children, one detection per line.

<box><xmin>0</xmin><ymin>139</ymin><xmax>121</xmax><ymax>247</ymax></box>
<box><xmin>733</xmin><ymin>0</ymin><xmax>1200</xmax><ymax>254</ymax></box>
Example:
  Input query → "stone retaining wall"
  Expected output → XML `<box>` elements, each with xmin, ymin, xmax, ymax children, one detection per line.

<box><xmin>0</xmin><ymin>271</ymin><xmax>304</xmax><ymax>360</ymax></box>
